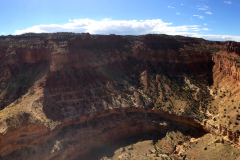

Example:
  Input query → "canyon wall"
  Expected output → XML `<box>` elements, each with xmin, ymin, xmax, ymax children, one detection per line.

<box><xmin>0</xmin><ymin>107</ymin><xmax>205</xmax><ymax>160</ymax></box>
<box><xmin>49</xmin><ymin>34</ymin><xmax>215</xmax><ymax>75</ymax></box>
<box><xmin>212</xmin><ymin>41</ymin><xmax>240</xmax><ymax>81</ymax></box>
<box><xmin>0</xmin><ymin>33</ymin><xmax>224</xmax><ymax>159</ymax></box>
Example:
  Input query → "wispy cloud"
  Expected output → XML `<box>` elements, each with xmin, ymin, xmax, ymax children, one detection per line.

<box><xmin>181</xmin><ymin>4</ymin><xmax>183</xmax><ymax>5</ymax></box>
<box><xmin>13</xmin><ymin>18</ymin><xmax>240</xmax><ymax>42</ymax></box>
<box><xmin>224</xmin><ymin>1</ymin><xmax>232</xmax><ymax>4</ymax></box>
<box><xmin>202</xmin><ymin>28</ymin><xmax>210</xmax><ymax>31</ymax></box>
<box><xmin>176</xmin><ymin>12</ymin><xmax>180</xmax><ymax>15</ymax></box>
<box><xmin>193</xmin><ymin>15</ymin><xmax>204</xmax><ymax>19</ymax></box>
<box><xmin>168</xmin><ymin>6</ymin><xmax>174</xmax><ymax>8</ymax></box>
<box><xmin>205</xmin><ymin>12</ymin><xmax>212</xmax><ymax>15</ymax></box>
<box><xmin>204</xmin><ymin>23</ymin><xmax>207</xmax><ymax>25</ymax></box>
<box><xmin>197</xmin><ymin>5</ymin><xmax>209</xmax><ymax>10</ymax></box>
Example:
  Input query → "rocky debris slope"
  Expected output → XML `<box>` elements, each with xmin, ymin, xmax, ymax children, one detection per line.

<box><xmin>201</xmin><ymin>40</ymin><xmax>240</xmax><ymax>150</ymax></box>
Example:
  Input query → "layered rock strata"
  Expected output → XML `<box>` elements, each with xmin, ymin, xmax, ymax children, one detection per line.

<box><xmin>0</xmin><ymin>33</ymin><xmax>224</xmax><ymax>159</ymax></box>
<box><xmin>1</xmin><ymin>107</ymin><xmax>205</xmax><ymax>160</ymax></box>
<box><xmin>212</xmin><ymin>41</ymin><xmax>240</xmax><ymax>81</ymax></box>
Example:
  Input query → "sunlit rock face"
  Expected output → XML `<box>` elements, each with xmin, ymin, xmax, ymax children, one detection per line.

<box><xmin>0</xmin><ymin>33</ymin><xmax>226</xmax><ymax>160</ymax></box>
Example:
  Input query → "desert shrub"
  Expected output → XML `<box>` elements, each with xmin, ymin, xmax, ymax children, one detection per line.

<box><xmin>236</xmin><ymin>114</ymin><xmax>240</xmax><ymax>120</ymax></box>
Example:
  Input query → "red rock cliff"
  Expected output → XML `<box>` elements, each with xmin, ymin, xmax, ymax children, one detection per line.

<box><xmin>0</xmin><ymin>33</ymin><xmax>223</xmax><ymax>160</ymax></box>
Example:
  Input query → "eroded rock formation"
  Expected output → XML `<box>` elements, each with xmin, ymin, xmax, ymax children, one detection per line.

<box><xmin>203</xmin><ymin>119</ymin><xmax>240</xmax><ymax>145</ymax></box>
<box><xmin>212</xmin><ymin>41</ymin><xmax>240</xmax><ymax>81</ymax></box>
<box><xmin>1</xmin><ymin>33</ymin><xmax>235</xmax><ymax>160</ymax></box>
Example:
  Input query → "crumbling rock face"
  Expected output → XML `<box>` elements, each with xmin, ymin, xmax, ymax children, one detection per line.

<box><xmin>214</xmin><ymin>41</ymin><xmax>240</xmax><ymax>81</ymax></box>
<box><xmin>212</xmin><ymin>50</ymin><xmax>240</xmax><ymax>81</ymax></box>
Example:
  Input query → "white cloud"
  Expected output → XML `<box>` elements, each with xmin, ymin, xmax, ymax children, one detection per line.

<box><xmin>193</xmin><ymin>15</ymin><xmax>204</xmax><ymax>19</ymax></box>
<box><xmin>197</xmin><ymin>5</ymin><xmax>209</xmax><ymax>10</ymax></box>
<box><xmin>202</xmin><ymin>28</ymin><xmax>209</xmax><ymax>31</ymax></box>
<box><xmin>181</xmin><ymin>4</ymin><xmax>183</xmax><ymax>5</ymax></box>
<box><xmin>13</xmin><ymin>18</ymin><xmax>240</xmax><ymax>42</ymax></box>
<box><xmin>176</xmin><ymin>12</ymin><xmax>180</xmax><ymax>15</ymax></box>
<box><xmin>69</xmin><ymin>19</ymin><xmax>71</xmax><ymax>22</ymax></box>
<box><xmin>14</xmin><ymin>18</ymin><xmax>209</xmax><ymax>36</ymax></box>
<box><xmin>182</xmin><ymin>33</ymin><xmax>240</xmax><ymax>42</ymax></box>
<box><xmin>168</xmin><ymin>6</ymin><xmax>174</xmax><ymax>8</ymax></box>
<box><xmin>224</xmin><ymin>1</ymin><xmax>232</xmax><ymax>4</ymax></box>
<box><xmin>204</xmin><ymin>23</ymin><xmax>207</xmax><ymax>25</ymax></box>
<box><xmin>205</xmin><ymin>12</ymin><xmax>212</xmax><ymax>15</ymax></box>
<box><xmin>14</xmin><ymin>19</ymin><xmax>190</xmax><ymax>35</ymax></box>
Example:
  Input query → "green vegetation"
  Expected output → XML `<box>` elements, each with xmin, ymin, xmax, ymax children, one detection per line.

<box><xmin>183</xmin><ymin>44</ymin><xmax>221</xmax><ymax>53</ymax></box>
<box><xmin>236</xmin><ymin>114</ymin><xmax>240</xmax><ymax>120</ymax></box>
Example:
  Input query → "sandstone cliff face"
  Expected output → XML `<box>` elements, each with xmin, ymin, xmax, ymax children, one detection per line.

<box><xmin>0</xmin><ymin>33</ymin><xmax>223</xmax><ymax>159</ymax></box>
<box><xmin>16</xmin><ymin>48</ymin><xmax>51</xmax><ymax>63</ymax></box>
<box><xmin>212</xmin><ymin>41</ymin><xmax>240</xmax><ymax>81</ymax></box>
<box><xmin>49</xmin><ymin>34</ymin><xmax>217</xmax><ymax>87</ymax></box>
<box><xmin>206</xmin><ymin>41</ymin><xmax>240</xmax><ymax>140</ymax></box>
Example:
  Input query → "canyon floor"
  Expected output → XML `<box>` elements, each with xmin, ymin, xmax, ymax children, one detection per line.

<box><xmin>1</xmin><ymin>33</ymin><xmax>240</xmax><ymax>160</ymax></box>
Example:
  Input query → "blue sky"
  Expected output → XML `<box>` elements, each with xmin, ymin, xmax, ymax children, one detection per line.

<box><xmin>0</xmin><ymin>0</ymin><xmax>240</xmax><ymax>41</ymax></box>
